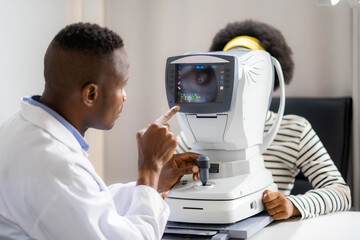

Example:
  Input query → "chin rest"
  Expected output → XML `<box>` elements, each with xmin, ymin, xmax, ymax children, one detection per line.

<box><xmin>270</xmin><ymin>97</ymin><xmax>352</xmax><ymax>195</ymax></box>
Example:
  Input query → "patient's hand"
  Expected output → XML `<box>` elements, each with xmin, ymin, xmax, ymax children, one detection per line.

<box><xmin>157</xmin><ymin>153</ymin><xmax>200</xmax><ymax>194</ymax></box>
<box><xmin>262</xmin><ymin>190</ymin><xmax>301</xmax><ymax>220</ymax></box>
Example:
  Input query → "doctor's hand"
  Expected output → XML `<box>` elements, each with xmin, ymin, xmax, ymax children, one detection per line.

<box><xmin>136</xmin><ymin>106</ymin><xmax>179</xmax><ymax>191</ymax></box>
<box><xmin>262</xmin><ymin>189</ymin><xmax>301</xmax><ymax>220</ymax></box>
<box><xmin>157</xmin><ymin>153</ymin><xmax>200</xmax><ymax>194</ymax></box>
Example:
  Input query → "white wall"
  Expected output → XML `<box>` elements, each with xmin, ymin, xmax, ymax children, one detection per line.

<box><xmin>0</xmin><ymin>0</ymin><xmax>105</xmax><ymax>177</ymax></box>
<box><xmin>103</xmin><ymin>0</ymin><xmax>353</xmax><ymax>184</ymax></box>
<box><xmin>0</xmin><ymin>0</ymin><xmax>72</xmax><ymax>124</ymax></box>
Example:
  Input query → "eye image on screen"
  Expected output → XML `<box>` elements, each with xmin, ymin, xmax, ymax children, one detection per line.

<box><xmin>176</xmin><ymin>64</ymin><xmax>224</xmax><ymax>104</ymax></box>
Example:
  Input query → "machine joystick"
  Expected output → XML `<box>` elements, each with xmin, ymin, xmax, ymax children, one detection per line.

<box><xmin>197</xmin><ymin>155</ymin><xmax>210</xmax><ymax>186</ymax></box>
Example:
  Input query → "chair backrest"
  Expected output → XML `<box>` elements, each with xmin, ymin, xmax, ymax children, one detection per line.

<box><xmin>269</xmin><ymin>97</ymin><xmax>352</xmax><ymax>195</ymax></box>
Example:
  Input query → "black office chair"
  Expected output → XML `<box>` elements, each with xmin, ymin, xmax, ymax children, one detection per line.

<box><xmin>269</xmin><ymin>97</ymin><xmax>352</xmax><ymax>195</ymax></box>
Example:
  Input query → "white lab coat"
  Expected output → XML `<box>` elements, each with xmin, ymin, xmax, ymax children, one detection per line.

<box><xmin>0</xmin><ymin>99</ymin><xmax>170</xmax><ymax>240</ymax></box>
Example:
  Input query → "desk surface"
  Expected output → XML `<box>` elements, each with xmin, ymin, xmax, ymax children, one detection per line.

<box><xmin>163</xmin><ymin>211</ymin><xmax>360</xmax><ymax>240</ymax></box>
<box><xmin>249</xmin><ymin>211</ymin><xmax>360</xmax><ymax>240</ymax></box>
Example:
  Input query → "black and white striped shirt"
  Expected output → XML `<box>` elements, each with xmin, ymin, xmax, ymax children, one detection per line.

<box><xmin>176</xmin><ymin>111</ymin><xmax>351</xmax><ymax>219</ymax></box>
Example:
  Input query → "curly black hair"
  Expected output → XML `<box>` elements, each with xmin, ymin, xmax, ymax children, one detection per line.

<box><xmin>52</xmin><ymin>22</ymin><xmax>124</xmax><ymax>55</ymax></box>
<box><xmin>210</xmin><ymin>20</ymin><xmax>294</xmax><ymax>90</ymax></box>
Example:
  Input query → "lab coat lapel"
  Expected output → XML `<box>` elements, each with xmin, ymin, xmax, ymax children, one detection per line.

<box><xmin>20</xmin><ymin>100</ymin><xmax>84</xmax><ymax>155</ymax></box>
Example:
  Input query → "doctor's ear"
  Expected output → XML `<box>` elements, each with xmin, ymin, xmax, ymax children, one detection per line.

<box><xmin>82</xmin><ymin>83</ymin><xmax>99</xmax><ymax>107</ymax></box>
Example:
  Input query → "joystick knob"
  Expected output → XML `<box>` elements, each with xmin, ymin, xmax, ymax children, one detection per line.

<box><xmin>197</xmin><ymin>155</ymin><xmax>210</xmax><ymax>186</ymax></box>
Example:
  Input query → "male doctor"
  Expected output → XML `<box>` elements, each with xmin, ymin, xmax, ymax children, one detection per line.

<box><xmin>0</xmin><ymin>23</ymin><xmax>199</xmax><ymax>239</ymax></box>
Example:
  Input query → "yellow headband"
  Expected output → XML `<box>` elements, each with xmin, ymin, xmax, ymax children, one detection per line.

<box><xmin>223</xmin><ymin>36</ymin><xmax>265</xmax><ymax>51</ymax></box>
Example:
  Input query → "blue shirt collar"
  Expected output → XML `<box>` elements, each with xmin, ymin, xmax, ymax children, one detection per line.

<box><xmin>23</xmin><ymin>95</ymin><xmax>90</xmax><ymax>151</ymax></box>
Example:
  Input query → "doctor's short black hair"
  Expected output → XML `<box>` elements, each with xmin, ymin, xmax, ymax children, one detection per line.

<box><xmin>52</xmin><ymin>22</ymin><xmax>124</xmax><ymax>56</ymax></box>
<box><xmin>44</xmin><ymin>23</ymin><xmax>125</xmax><ymax>89</ymax></box>
<box><xmin>209</xmin><ymin>20</ymin><xmax>294</xmax><ymax>90</ymax></box>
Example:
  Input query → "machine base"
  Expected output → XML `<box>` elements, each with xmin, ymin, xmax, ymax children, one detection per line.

<box><xmin>166</xmin><ymin>183</ymin><xmax>277</xmax><ymax>224</ymax></box>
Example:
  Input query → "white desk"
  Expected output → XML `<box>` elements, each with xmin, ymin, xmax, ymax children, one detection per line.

<box><xmin>249</xmin><ymin>211</ymin><xmax>360</xmax><ymax>240</ymax></box>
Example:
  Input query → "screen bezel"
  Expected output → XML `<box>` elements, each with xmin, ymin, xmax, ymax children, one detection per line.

<box><xmin>166</xmin><ymin>54</ymin><xmax>235</xmax><ymax>114</ymax></box>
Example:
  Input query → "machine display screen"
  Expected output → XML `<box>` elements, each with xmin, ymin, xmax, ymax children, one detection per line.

<box><xmin>175</xmin><ymin>64</ymin><xmax>225</xmax><ymax>104</ymax></box>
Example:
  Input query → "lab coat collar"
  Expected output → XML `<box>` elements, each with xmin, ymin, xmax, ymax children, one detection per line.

<box><xmin>20</xmin><ymin>99</ymin><xmax>88</xmax><ymax>157</ymax></box>
<box><xmin>23</xmin><ymin>95</ymin><xmax>89</xmax><ymax>151</ymax></box>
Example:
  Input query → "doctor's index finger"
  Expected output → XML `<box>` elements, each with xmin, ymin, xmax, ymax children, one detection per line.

<box><xmin>154</xmin><ymin>106</ymin><xmax>180</xmax><ymax>125</ymax></box>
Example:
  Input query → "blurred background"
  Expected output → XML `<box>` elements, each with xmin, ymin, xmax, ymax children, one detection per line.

<box><xmin>0</xmin><ymin>0</ymin><xmax>359</xmax><ymax>210</ymax></box>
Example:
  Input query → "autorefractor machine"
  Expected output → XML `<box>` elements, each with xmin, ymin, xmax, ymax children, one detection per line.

<box><xmin>165</xmin><ymin>48</ymin><xmax>286</xmax><ymax>224</ymax></box>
